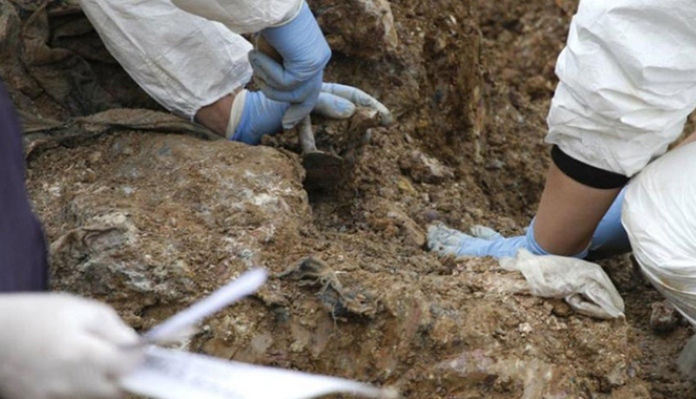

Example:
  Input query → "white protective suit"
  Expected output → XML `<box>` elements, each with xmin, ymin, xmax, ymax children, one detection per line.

<box><xmin>79</xmin><ymin>0</ymin><xmax>302</xmax><ymax>121</ymax></box>
<box><xmin>546</xmin><ymin>0</ymin><xmax>696</xmax><ymax>177</ymax></box>
<box><xmin>623</xmin><ymin>142</ymin><xmax>696</xmax><ymax>326</ymax></box>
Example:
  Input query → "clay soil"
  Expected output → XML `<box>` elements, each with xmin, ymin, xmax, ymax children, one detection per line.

<box><xmin>11</xmin><ymin>0</ymin><xmax>696</xmax><ymax>397</ymax></box>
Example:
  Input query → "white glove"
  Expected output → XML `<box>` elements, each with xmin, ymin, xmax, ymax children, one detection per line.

<box><xmin>499</xmin><ymin>249</ymin><xmax>625</xmax><ymax>320</ymax></box>
<box><xmin>0</xmin><ymin>294</ymin><xmax>143</xmax><ymax>399</ymax></box>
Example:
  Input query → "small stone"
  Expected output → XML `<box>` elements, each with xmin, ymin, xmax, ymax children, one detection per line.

<box><xmin>606</xmin><ymin>362</ymin><xmax>627</xmax><ymax>388</ymax></box>
<box><xmin>397</xmin><ymin>177</ymin><xmax>417</xmax><ymax>194</ymax></box>
<box><xmin>399</xmin><ymin>150</ymin><xmax>454</xmax><ymax>184</ymax></box>
<box><xmin>434</xmin><ymin>350</ymin><xmax>498</xmax><ymax>385</ymax></box>
<box><xmin>419</xmin><ymin>209</ymin><xmax>442</xmax><ymax>224</ymax></box>
<box><xmin>378</xmin><ymin>187</ymin><xmax>397</xmax><ymax>199</ymax></box>
<box><xmin>518</xmin><ymin>322</ymin><xmax>533</xmax><ymax>334</ymax></box>
<box><xmin>80</xmin><ymin>169</ymin><xmax>97</xmax><ymax>184</ymax></box>
<box><xmin>551</xmin><ymin>300</ymin><xmax>572</xmax><ymax>318</ymax></box>
<box><xmin>485</xmin><ymin>159</ymin><xmax>505</xmax><ymax>170</ymax></box>
<box><xmin>387</xmin><ymin>210</ymin><xmax>426</xmax><ymax>248</ymax></box>
<box><xmin>87</xmin><ymin>151</ymin><xmax>102</xmax><ymax>166</ymax></box>
<box><xmin>650</xmin><ymin>300</ymin><xmax>682</xmax><ymax>333</ymax></box>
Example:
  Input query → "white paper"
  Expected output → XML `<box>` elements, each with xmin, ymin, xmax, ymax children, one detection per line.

<box><xmin>143</xmin><ymin>268</ymin><xmax>267</xmax><ymax>343</ymax></box>
<box><xmin>122</xmin><ymin>346</ymin><xmax>396</xmax><ymax>399</ymax></box>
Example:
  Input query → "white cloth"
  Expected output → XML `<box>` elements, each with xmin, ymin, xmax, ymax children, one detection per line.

<box><xmin>499</xmin><ymin>249</ymin><xmax>625</xmax><ymax>320</ymax></box>
<box><xmin>546</xmin><ymin>0</ymin><xmax>696</xmax><ymax>177</ymax></box>
<box><xmin>623</xmin><ymin>142</ymin><xmax>696</xmax><ymax>326</ymax></box>
<box><xmin>171</xmin><ymin>0</ymin><xmax>303</xmax><ymax>34</ymax></box>
<box><xmin>80</xmin><ymin>0</ymin><xmax>255</xmax><ymax>120</ymax></box>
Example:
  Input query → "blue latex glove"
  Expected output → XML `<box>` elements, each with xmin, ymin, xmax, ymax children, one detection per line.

<box><xmin>428</xmin><ymin>219</ymin><xmax>562</xmax><ymax>259</ymax></box>
<box><xmin>428</xmin><ymin>189</ymin><xmax>630</xmax><ymax>260</ymax></box>
<box><xmin>232</xmin><ymin>83</ymin><xmax>385</xmax><ymax>145</ymax></box>
<box><xmin>232</xmin><ymin>91</ymin><xmax>289</xmax><ymax>145</ymax></box>
<box><xmin>249</xmin><ymin>2</ymin><xmax>331</xmax><ymax>130</ymax></box>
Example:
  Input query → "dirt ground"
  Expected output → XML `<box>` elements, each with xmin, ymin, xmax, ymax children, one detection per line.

<box><xmin>5</xmin><ymin>0</ymin><xmax>695</xmax><ymax>397</ymax></box>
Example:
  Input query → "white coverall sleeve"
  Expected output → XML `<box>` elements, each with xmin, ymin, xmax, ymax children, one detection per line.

<box><xmin>622</xmin><ymin>143</ymin><xmax>696</xmax><ymax>326</ymax></box>
<box><xmin>170</xmin><ymin>0</ymin><xmax>303</xmax><ymax>34</ymax></box>
<box><xmin>546</xmin><ymin>0</ymin><xmax>696</xmax><ymax>177</ymax></box>
<box><xmin>80</xmin><ymin>0</ymin><xmax>253</xmax><ymax>120</ymax></box>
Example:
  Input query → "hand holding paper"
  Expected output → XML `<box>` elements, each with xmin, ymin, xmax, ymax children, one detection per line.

<box><xmin>0</xmin><ymin>294</ymin><xmax>142</xmax><ymax>399</ymax></box>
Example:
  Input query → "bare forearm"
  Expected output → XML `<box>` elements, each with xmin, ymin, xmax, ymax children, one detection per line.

<box><xmin>533</xmin><ymin>163</ymin><xmax>621</xmax><ymax>256</ymax></box>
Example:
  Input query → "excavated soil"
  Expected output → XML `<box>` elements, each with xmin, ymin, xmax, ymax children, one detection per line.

<box><xmin>5</xmin><ymin>0</ymin><xmax>694</xmax><ymax>397</ymax></box>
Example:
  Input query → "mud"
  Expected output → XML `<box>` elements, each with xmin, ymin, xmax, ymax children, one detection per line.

<box><xmin>7</xmin><ymin>0</ymin><xmax>694</xmax><ymax>397</ymax></box>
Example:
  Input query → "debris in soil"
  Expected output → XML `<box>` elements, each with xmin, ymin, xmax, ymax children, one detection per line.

<box><xmin>279</xmin><ymin>257</ymin><xmax>377</xmax><ymax>320</ymax></box>
<box><xmin>650</xmin><ymin>301</ymin><xmax>683</xmax><ymax>334</ymax></box>
<box><xmin>301</xmin><ymin>150</ymin><xmax>345</xmax><ymax>190</ymax></box>
<box><xmin>678</xmin><ymin>335</ymin><xmax>696</xmax><ymax>380</ymax></box>
<box><xmin>399</xmin><ymin>150</ymin><xmax>454</xmax><ymax>184</ymax></box>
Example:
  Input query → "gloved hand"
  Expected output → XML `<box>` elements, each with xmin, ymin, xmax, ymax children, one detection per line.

<box><xmin>318</xmin><ymin>83</ymin><xmax>394</xmax><ymax>126</ymax></box>
<box><xmin>427</xmin><ymin>219</ymin><xmax>557</xmax><ymax>259</ymax></box>
<box><xmin>0</xmin><ymin>294</ymin><xmax>143</xmax><ymax>399</ymax></box>
<box><xmin>230</xmin><ymin>83</ymin><xmax>391</xmax><ymax>145</ymax></box>
<box><xmin>249</xmin><ymin>1</ymin><xmax>331</xmax><ymax>130</ymax></box>
<box><xmin>230</xmin><ymin>90</ymin><xmax>290</xmax><ymax>145</ymax></box>
<box><xmin>428</xmin><ymin>188</ymin><xmax>631</xmax><ymax>260</ymax></box>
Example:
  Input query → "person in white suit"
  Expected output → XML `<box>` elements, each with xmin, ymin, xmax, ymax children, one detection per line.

<box><xmin>429</xmin><ymin>0</ymin><xmax>696</xmax><ymax>260</ymax></box>
<box><xmin>428</xmin><ymin>0</ymin><xmax>696</xmax><ymax>374</ymax></box>
<box><xmin>79</xmin><ymin>0</ymin><xmax>375</xmax><ymax>145</ymax></box>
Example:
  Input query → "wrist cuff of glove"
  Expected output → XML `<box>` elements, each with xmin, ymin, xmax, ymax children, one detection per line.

<box><xmin>525</xmin><ymin>219</ymin><xmax>588</xmax><ymax>259</ymax></box>
<box><xmin>226</xmin><ymin>90</ymin><xmax>248</xmax><ymax>140</ymax></box>
<box><xmin>551</xmin><ymin>145</ymin><xmax>629</xmax><ymax>189</ymax></box>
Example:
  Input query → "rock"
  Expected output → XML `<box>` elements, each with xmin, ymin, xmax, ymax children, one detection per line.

<box><xmin>650</xmin><ymin>300</ymin><xmax>682</xmax><ymax>333</ymax></box>
<box><xmin>387</xmin><ymin>209</ymin><xmax>427</xmax><ymax>248</ymax></box>
<box><xmin>399</xmin><ymin>150</ymin><xmax>454</xmax><ymax>184</ymax></box>
<box><xmin>518</xmin><ymin>322</ymin><xmax>533</xmax><ymax>334</ymax></box>
<box><xmin>551</xmin><ymin>300</ymin><xmax>573</xmax><ymax>318</ymax></box>
<box><xmin>418</xmin><ymin>209</ymin><xmax>442</xmax><ymax>225</ymax></box>
<box><xmin>35</xmin><ymin>133</ymin><xmax>309</xmax><ymax>329</ymax></box>
<box><xmin>434</xmin><ymin>350</ymin><xmax>498</xmax><ymax>387</ymax></box>
<box><xmin>396</xmin><ymin>177</ymin><xmax>418</xmax><ymax>194</ymax></box>
<box><xmin>604</xmin><ymin>361</ymin><xmax>628</xmax><ymax>389</ymax></box>
<box><xmin>309</xmin><ymin>0</ymin><xmax>398</xmax><ymax>59</ymax></box>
